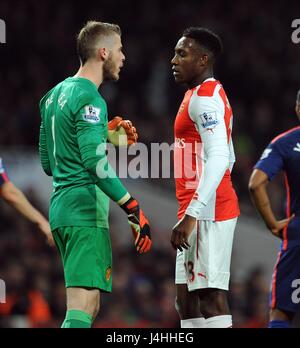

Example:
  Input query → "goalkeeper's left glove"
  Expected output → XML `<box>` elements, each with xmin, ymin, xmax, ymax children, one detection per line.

<box><xmin>108</xmin><ymin>116</ymin><xmax>138</xmax><ymax>146</ymax></box>
<box><xmin>121</xmin><ymin>197</ymin><xmax>152</xmax><ymax>253</ymax></box>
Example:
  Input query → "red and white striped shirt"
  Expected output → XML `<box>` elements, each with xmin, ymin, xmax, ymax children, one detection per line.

<box><xmin>174</xmin><ymin>78</ymin><xmax>239</xmax><ymax>221</ymax></box>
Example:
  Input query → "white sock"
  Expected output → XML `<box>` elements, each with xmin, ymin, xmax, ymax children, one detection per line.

<box><xmin>181</xmin><ymin>318</ymin><xmax>206</xmax><ymax>328</ymax></box>
<box><xmin>205</xmin><ymin>315</ymin><xmax>232</xmax><ymax>328</ymax></box>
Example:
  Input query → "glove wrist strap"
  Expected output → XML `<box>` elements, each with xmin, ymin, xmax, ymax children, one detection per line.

<box><xmin>121</xmin><ymin>196</ymin><xmax>139</xmax><ymax>215</ymax></box>
<box><xmin>117</xmin><ymin>193</ymin><xmax>131</xmax><ymax>207</ymax></box>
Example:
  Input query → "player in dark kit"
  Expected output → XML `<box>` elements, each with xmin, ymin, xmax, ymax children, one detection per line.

<box><xmin>249</xmin><ymin>90</ymin><xmax>300</xmax><ymax>328</ymax></box>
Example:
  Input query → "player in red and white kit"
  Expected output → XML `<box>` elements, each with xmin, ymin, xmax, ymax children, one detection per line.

<box><xmin>170</xmin><ymin>28</ymin><xmax>240</xmax><ymax>328</ymax></box>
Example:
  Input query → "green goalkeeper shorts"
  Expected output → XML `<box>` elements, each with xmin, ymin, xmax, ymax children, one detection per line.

<box><xmin>52</xmin><ymin>226</ymin><xmax>112</xmax><ymax>292</ymax></box>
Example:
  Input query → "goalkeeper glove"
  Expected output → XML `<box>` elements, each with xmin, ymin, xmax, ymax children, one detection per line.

<box><xmin>121</xmin><ymin>197</ymin><xmax>152</xmax><ymax>253</ymax></box>
<box><xmin>108</xmin><ymin>116</ymin><xmax>138</xmax><ymax>146</ymax></box>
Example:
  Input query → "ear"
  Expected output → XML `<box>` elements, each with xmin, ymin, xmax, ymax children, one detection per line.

<box><xmin>199</xmin><ymin>54</ymin><xmax>209</xmax><ymax>66</ymax></box>
<box><xmin>98</xmin><ymin>47</ymin><xmax>109</xmax><ymax>61</ymax></box>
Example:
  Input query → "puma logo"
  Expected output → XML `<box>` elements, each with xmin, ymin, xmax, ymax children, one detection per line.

<box><xmin>198</xmin><ymin>272</ymin><xmax>207</xmax><ymax>279</ymax></box>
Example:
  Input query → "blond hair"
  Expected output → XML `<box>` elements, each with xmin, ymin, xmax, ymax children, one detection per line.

<box><xmin>77</xmin><ymin>21</ymin><xmax>121</xmax><ymax>65</ymax></box>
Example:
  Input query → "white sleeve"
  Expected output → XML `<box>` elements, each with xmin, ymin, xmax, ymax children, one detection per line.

<box><xmin>229</xmin><ymin>136</ymin><xmax>236</xmax><ymax>173</ymax></box>
<box><xmin>185</xmin><ymin>88</ymin><xmax>230</xmax><ymax>219</ymax></box>
<box><xmin>227</xmin><ymin>115</ymin><xmax>236</xmax><ymax>172</ymax></box>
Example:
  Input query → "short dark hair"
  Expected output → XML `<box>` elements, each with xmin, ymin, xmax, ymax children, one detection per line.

<box><xmin>77</xmin><ymin>21</ymin><xmax>121</xmax><ymax>65</ymax></box>
<box><xmin>182</xmin><ymin>27</ymin><xmax>223</xmax><ymax>61</ymax></box>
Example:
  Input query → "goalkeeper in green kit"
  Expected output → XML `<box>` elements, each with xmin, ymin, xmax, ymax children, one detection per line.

<box><xmin>39</xmin><ymin>21</ymin><xmax>152</xmax><ymax>328</ymax></box>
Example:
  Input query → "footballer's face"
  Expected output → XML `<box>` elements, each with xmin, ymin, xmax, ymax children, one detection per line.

<box><xmin>171</xmin><ymin>37</ymin><xmax>207</xmax><ymax>87</ymax></box>
<box><xmin>103</xmin><ymin>34</ymin><xmax>125</xmax><ymax>81</ymax></box>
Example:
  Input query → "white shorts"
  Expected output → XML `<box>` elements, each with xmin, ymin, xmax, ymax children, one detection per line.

<box><xmin>175</xmin><ymin>218</ymin><xmax>237</xmax><ymax>292</ymax></box>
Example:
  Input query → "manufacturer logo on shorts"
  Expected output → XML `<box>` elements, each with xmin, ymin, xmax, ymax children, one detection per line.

<box><xmin>105</xmin><ymin>266</ymin><xmax>112</xmax><ymax>281</ymax></box>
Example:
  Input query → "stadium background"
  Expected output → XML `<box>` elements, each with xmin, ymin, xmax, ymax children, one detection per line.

<box><xmin>0</xmin><ymin>0</ymin><xmax>300</xmax><ymax>327</ymax></box>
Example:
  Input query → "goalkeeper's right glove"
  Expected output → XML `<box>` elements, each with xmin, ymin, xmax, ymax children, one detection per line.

<box><xmin>121</xmin><ymin>197</ymin><xmax>152</xmax><ymax>254</ymax></box>
<box><xmin>108</xmin><ymin>116</ymin><xmax>138</xmax><ymax>146</ymax></box>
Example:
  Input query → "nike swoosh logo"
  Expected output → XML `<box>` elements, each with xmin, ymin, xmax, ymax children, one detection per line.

<box><xmin>293</xmin><ymin>143</ymin><xmax>300</xmax><ymax>152</ymax></box>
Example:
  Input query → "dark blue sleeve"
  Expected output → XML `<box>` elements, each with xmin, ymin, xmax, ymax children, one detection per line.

<box><xmin>0</xmin><ymin>158</ymin><xmax>9</xmax><ymax>187</ymax></box>
<box><xmin>255</xmin><ymin>141</ymin><xmax>284</xmax><ymax>181</ymax></box>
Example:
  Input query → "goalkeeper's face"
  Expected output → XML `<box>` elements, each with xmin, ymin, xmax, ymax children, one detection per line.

<box><xmin>103</xmin><ymin>34</ymin><xmax>125</xmax><ymax>81</ymax></box>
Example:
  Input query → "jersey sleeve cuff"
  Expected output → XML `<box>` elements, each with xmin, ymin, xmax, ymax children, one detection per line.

<box><xmin>117</xmin><ymin>192</ymin><xmax>131</xmax><ymax>206</ymax></box>
<box><xmin>186</xmin><ymin>199</ymin><xmax>207</xmax><ymax>219</ymax></box>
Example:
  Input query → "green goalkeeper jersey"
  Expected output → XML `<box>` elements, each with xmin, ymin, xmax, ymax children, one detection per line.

<box><xmin>39</xmin><ymin>77</ymin><xmax>128</xmax><ymax>230</ymax></box>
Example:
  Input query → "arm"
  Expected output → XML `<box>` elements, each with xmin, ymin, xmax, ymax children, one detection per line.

<box><xmin>75</xmin><ymin>102</ymin><xmax>151</xmax><ymax>252</ymax></box>
<box><xmin>39</xmin><ymin>118</ymin><xmax>52</xmax><ymax>176</ymax></box>
<box><xmin>229</xmin><ymin>137</ymin><xmax>236</xmax><ymax>173</ymax></box>
<box><xmin>249</xmin><ymin>141</ymin><xmax>294</xmax><ymax>237</ymax></box>
<box><xmin>76</xmin><ymin>105</ymin><xmax>130</xmax><ymax>203</ymax></box>
<box><xmin>186</xmin><ymin>91</ymin><xmax>229</xmax><ymax>217</ymax></box>
<box><xmin>185</xmin><ymin>127</ymin><xmax>229</xmax><ymax>217</ymax></box>
<box><xmin>0</xmin><ymin>180</ymin><xmax>54</xmax><ymax>246</ymax></box>
<box><xmin>249</xmin><ymin>168</ymin><xmax>294</xmax><ymax>238</ymax></box>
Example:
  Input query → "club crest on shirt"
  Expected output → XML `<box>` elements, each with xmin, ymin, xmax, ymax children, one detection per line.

<box><xmin>105</xmin><ymin>266</ymin><xmax>112</xmax><ymax>282</ymax></box>
<box><xmin>82</xmin><ymin>105</ymin><xmax>101</xmax><ymax>123</ymax></box>
<box><xmin>199</xmin><ymin>111</ymin><xmax>219</xmax><ymax>129</ymax></box>
<box><xmin>260</xmin><ymin>148</ymin><xmax>272</xmax><ymax>160</ymax></box>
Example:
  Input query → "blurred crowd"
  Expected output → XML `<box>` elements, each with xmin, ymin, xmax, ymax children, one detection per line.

<box><xmin>1</xmin><ymin>0</ymin><xmax>300</xmax><ymax>328</ymax></box>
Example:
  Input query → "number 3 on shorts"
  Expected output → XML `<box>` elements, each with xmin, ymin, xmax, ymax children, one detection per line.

<box><xmin>184</xmin><ymin>261</ymin><xmax>195</xmax><ymax>282</ymax></box>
